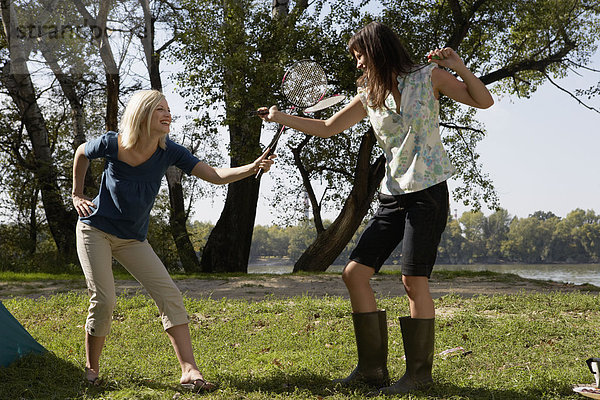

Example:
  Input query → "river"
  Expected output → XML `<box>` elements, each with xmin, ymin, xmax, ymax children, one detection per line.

<box><xmin>248</xmin><ymin>263</ymin><xmax>600</xmax><ymax>287</ymax></box>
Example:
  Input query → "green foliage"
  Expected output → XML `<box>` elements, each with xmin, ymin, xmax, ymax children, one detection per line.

<box><xmin>1</xmin><ymin>289</ymin><xmax>599</xmax><ymax>399</ymax></box>
<box><xmin>1</xmin><ymin>0</ymin><xmax>599</xmax><ymax>273</ymax></box>
<box><xmin>286</xmin><ymin>220</ymin><xmax>318</xmax><ymax>261</ymax></box>
<box><xmin>188</xmin><ymin>220</ymin><xmax>216</xmax><ymax>255</ymax></box>
<box><xmin>0</xmin><ymin>222</ymin><xmax>83</xmax><ymax>274</ymax></box>
<box><xmin>175</xmin><ymin>0</ymin><xmax>600</xmax><ymax>224</ymax></box>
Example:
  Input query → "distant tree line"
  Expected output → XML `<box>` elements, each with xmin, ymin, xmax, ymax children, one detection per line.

<box><xmin>0</xmin><ymin>207</ymin><xmax>598</xmax><ymax>273</ymax></box>
<box><xmin>246</xmin><ymin>208</ymin><xmax>600</xmax><ymax>266</ymax></box>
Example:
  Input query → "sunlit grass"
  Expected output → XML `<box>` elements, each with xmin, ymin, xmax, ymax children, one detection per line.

<box><xmin>1</xmin><ymin>288</ymin><xmax>598</xmax><ymax>399</ymax></box>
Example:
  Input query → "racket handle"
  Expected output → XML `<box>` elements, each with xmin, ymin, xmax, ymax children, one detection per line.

<box><xmin>255</xmin><ymin>146</ymin><xmax>275</xmax><ymax>179</ymax></box>
<box><xmin>248</xmin><ymin>109</ymin><xmax>269</xmax><ymax>116</ymax></box>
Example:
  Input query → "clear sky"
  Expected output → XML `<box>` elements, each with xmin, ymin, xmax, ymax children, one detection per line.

<box><xmin>452</xmin><ymin>49</ymin><xmax>600</xmax><ymax>220</ymax></box>
<box><xmin>164</xmin><ymin>48</ymin><xmax>600</xmax><ymax>225</ymax></box>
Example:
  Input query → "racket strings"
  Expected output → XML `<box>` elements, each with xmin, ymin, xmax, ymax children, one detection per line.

<box><xmin>282</xmin><ymin>61</ymin><xmax>327</xmax><ymax>108</ymax></box>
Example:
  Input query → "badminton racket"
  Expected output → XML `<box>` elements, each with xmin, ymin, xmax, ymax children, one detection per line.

<box><xmin>255</xmin><ymin>124</ymin><xmax>286</xmax><ymax>179</ymax></box>
<box><xmin>249</xmin><ymin>60</ymin><xmax>328</xmax><ymax>116</ymax></box>
<box><xmin>255</xmin><ymin>94</ymin><xmax>346</xmax><ymax>179</ymax></box>
<box><xmin>254</xmin><ymin>61</ymin><xmax>345</xmax><ymax>179</ymax></box>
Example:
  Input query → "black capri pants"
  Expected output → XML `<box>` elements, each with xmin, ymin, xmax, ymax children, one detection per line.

<box><xmin>349</xmin><ymin>181</ymin><xmax>449</xmax><ymax>278</ymax></box>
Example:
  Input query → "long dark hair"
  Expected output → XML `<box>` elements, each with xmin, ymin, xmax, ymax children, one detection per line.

<box><xmin>348</xmin><ymin>22</ymin><xmax>415</xmax><ymax>109</ymax></box>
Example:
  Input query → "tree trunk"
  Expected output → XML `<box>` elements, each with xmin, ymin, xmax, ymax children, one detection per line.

<box><xmin>0</xmin><ymin>64</ymin><xmax>77</xmax><ymax>257</ymax></box>
<box><xmin>104</xmin><ymin>73</ymin><xmax>119</xmax><ymax>132</ymax></box>
<box><xmin>27</xmin><ymin>187</ymin><xmax>39</xmax><ymax>255</ymax></box>
<box><xmin>72</xmin><ymin>0</ymin><xmax>120</xmax><ymax>132</ymax></box>
<box><xmin>200</xmin><ymin>121</ymin><xmax>261</xmax><ymax>273</ymax></box>
<box><xmin>272</xmin><ymin>0</ymin><xmax>289</xmax><ymax>18</ymax></box>
<box><xmin>165</xmin><ymin>167</ymin><xmax>201</xmax><ymax>273</ymax></box>
<box><xmin>1</xmin><ymin>2</ymin><xmax>77</xmax><ymax>258</ymax></box>
<box><xmin>200</xmin><ymin>175</ymin><xmax>260</xmax><ymax>272</ymax></box>
<box><xmin>294</xmin><ymin>128</ymin><xmax>385</xmax><ymax>272</ymax></box>
<box><xmin>200</xmin><ymin>0</ymin><xmax>262</xmax><ymax>273</ymax></box>
<box><xmin>39</xmin><ymin>45</ymin><xmax>98</xmax><ymax>193</ymax></box>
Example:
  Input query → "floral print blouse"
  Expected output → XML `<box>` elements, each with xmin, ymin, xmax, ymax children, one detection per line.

<box><xmin>358</xmin><ymin>63</ymin><xmax>455</xmax><ymax>195</ymax></box>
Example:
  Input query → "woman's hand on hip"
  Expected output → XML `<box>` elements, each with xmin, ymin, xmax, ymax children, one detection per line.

<box><xmin>73</xmin><ymin>194</ymin><xmax>96</xmax><ymax>217</ymax></box>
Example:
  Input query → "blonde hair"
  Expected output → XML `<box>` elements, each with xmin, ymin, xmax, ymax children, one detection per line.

<box><xmin>119</xmin><ymin>90</ymin><xmax>167</xmax><ymax>150</ymax></box>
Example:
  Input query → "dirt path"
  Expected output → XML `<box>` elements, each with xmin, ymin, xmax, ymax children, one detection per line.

<box><xmin>1</xmin><ymin>273</ymin><xmax>597</xmax><ymax>301</ymax></box>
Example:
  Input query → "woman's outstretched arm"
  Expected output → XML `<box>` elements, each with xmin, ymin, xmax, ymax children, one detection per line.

<box><xmin>191</xmin><ymin>149</ymin><xmax>275</xmax><ymax>184</ymax></box>
<box><xmin>259</xmin><ymin>95</ymin><xmax>368</xmax><ymax>138</ymax></box>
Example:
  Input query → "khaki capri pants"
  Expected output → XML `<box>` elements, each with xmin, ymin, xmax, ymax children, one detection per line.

<box><xmin>76</xmin><ymin>221</ymin><xmax>189</xmax><ymax>337</ymax></box>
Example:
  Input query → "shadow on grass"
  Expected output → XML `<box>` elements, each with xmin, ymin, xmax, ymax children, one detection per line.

<box><xmin>428</xmin><ymin>380</ymin><xmax>577</xmax><ymax>400</ymax></box>
<box><xmin>0</xmin><ymin>352</ymin><xmax>177</xmax><ymax>399</ymax></box>
<box><xmin>217</xmin><ymin>371</ymin><xmax>577</xmax><ymax>399</ymax></box>
<box><xmin>218</xmin><ymin>370</ymin><xmax>336</xmax><ymax>396</ymax></box>
<box><xmin>0</xmin><ymin>352</ymin><xmax>86</xmax><ymax>399</ymax></box>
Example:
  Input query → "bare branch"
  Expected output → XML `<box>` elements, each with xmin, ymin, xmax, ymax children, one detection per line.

<box><xmin>479</xmin><ymin>41</ymin><xmax>575</xmax><ymax>85</ymax></box>
<box><xmin>156</xmin><ymin>35</ymin><xmax>177</xmax><ymax>54</ymax></box>
<box><xmin>542</xmin><ymin>71</ymin><xmax>600</xmax><ymax>113</ymax></box>
<box><xmin>159</xmin><ymin>0</ymin><xmax>184</xmax><ymax>12</ymax></box>
<box><xmin>288</xmin><ymin>134</ymin><xmax>325</xmax><ymax>232</ymax></box>
<box><xmin>309</xmin><ymin>165</ymin><xmax>354</xmax><ymax>179</ymax></box>
<box><xmin>440</xmin><ymin>122</ymin><xmax>488</xmax><ymax>188</ymax></box>
<box><xmin>440</xmin><ymin>122</ymin><xmax>485</xmax><ymax>135</ymax></box>
<box><xmin>566</xmin><ymin>58</ymin><xmax>600</xmax><ymax>73</ymax></box>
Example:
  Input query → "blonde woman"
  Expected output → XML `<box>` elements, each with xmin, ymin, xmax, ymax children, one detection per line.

<box><xmin>72</xmin><ymin>89</ymin><xmax>274</xmax><ymax>392</ymax></box>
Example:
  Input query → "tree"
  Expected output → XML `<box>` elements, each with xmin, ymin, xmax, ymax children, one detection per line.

<box><xmin>548</xmin><ymin>209</ymin><xmax>588</xmax><ymax>262</ymax></box>
<box><xmin>484</xmin><ymin>208</ymin><xmax>511</xmax><ymax>261</ymax></box>
<box><xmin>0</xmin><ymin>0</ymin><xmax>79</xmax><ymax>258</ymax></box>
<box><xmin>71</xmin><ymin>0</ymin><xmax>121</xmax><ymax>132</ymax></box>
<box><xmin>459</xmin><ymin>211</ymin><xmax>488</xmax><ymax>263</ymax></box>
<box><xmin>502</xmin><ymin>215</ymin><xmax>557</xmax><ymax>263</ymax></box>
<box><xmin>163</xmin><ymin>0</ymin><xmax>600</xmax><ymax>272</ymax></box>
<box><xmin>0</xmin><ymin>0</ymin><xmax>166</xmax><ymax>264</ymax></box>
<box><xmin>286</xmin><ymin>220</ymin><xmax>316</xmax><ymax>261</ymax></box>
<box><xmin>438</xmin><ymin>216</ymin><xmax>466</xmax><ymax>264</ymax></box>
<box><xmin>136</xmin><ymin>0</ymin><xmax>203</xmax><ymax>272</ymax></box>
<box><xmin>573</xmin><ymin>211</ymin><xmax>600</xmax><ymax>262</ymax></box>
<box><xmin>188</xmin><ymin>220</ymin><xmax>214</xmax><ymax>256</ymax></box>
<box><xmin>173</xmin><ymin>0</ymin><xmax>330</xmax><ymax>272</ymax></box>
<box><xmin>249</xmin><ymin>225</ymin><xmax>270</xmax><ymax>260</ymax></box>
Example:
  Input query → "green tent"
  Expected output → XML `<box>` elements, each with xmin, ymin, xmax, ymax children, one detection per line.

<box><xmin>0</xmin><ymin>300</ymin><xmax>46</xmax><ymax>367</ymax></box>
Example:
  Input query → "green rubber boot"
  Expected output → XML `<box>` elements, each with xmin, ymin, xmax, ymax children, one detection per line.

<box><xmin>333</xmin><ymin>310</ymin><xmax>389</xmax><ymax>387</ymax></box>
<box><xmin>378</xmin><ymin>316</ymin><xmax>434</xmax><ymax>395</ymax></box>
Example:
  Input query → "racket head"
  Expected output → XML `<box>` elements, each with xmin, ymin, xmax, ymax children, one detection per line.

<box><xmin>281</xmin><ymin>60</ymin><xmax>327</xmax><ymax>109</ymax></box>
<box><xmin>303</xmin><ymin>95</ymin><xmax>346</xmax><ymax>113</ymax></box>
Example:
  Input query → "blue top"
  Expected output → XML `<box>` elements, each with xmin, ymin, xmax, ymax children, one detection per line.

<box><xmin>80</xmin><ymin>131</ymin><xmax>201</xmax><ymax>241</ymax></box>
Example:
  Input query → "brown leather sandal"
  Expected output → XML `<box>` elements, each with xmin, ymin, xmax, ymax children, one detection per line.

<box><xmin>181</xmin><ymin>378</ymin><xmax>216</xmax><ymax>393</ymax></box>
<box><xmin>84</xmin><ymin>367</ymin><xmax>100</xmax><ymax>386</ymax></box>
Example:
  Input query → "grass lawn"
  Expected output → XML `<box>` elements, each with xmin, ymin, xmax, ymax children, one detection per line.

<box><xmin>1</xmin><ymin>276</ymin><xmax>599</xmax><ymax>399</ymax></box>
